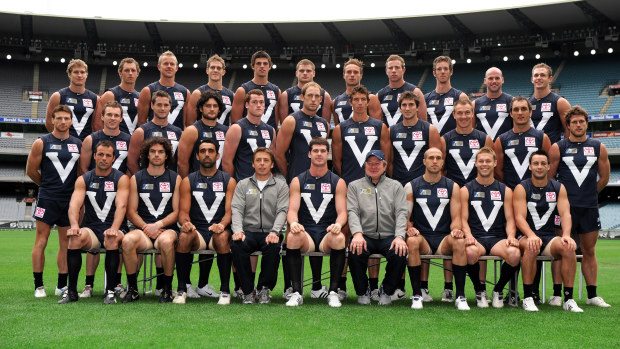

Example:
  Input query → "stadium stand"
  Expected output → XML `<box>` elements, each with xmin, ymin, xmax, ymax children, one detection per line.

<box><xmin>600</xmin><ymin>202</ymin><xmax>620</xmax><ymax>229</ymax></box>
<box><xmin>0</xmin><ymin>61</ymin><xmax>34</xmax><ymax>118</ymax></box>
<box><xmin>0</xmin><ymin>196</ymin><xmax>26</xmax><ymax>222</ymax></box>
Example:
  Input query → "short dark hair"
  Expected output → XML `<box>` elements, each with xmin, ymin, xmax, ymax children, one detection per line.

<box><xmin>245</xmin><ymin>89</ymin><xmax>265</xmax><ymax>104</ymax></box>
<box><xmin>51</xmin><ymin>105</ymin><xmax>72</xmax><ymax>118</ymax></box>
<box><xmin>529</xmin><ymin>149</ymin><xmax>549</xmax><ymax>164</ymax></box>
<box><xmin>253</xmin><ymin>147</ymin><xmax>274</xmax><ymax>163</ymax></box>
<box><xmin>95</xmin><ymin>139</ymin><xmax>115</xmax><ymax>153</ymax></box>
<box><xmin>102</xmin><ymin>100</ymin><xmax>123</xmax><ymax>116</ymax></box>
<box><xmin>251</xmin><ymin>51</ymin><xmax>272</xmax><ymax>67</ymax></box>
<box><xmin>140</xmin><ymin>137</ymin><xmax>173</xmax><ymax>168</ymax></box>
<box><xmin>309</xmin><ymin>137</ymin><xmax>329</xmax><ymax>152</ymax></box>
<box><xmin>151</xmin><ymin>90</ymin><xmax>171</xmax><ymax>105</ymax></box>
<box><xmin>349</xmin><ymin>85</ymin><xmax>369</xmax><ymax>102</ymax></box>
<box><xmin>196</xmin><ymin>90</ymin><xmax>224</xmax><ymax>120</ymax></box>
<box><xmin>565</xmin><ymin>105</ymin><xmax>589</xmax><ymax>126</ymax></box>
<box><xmin>200</xmin><ymin>138</ymin><xmax>219</xmax><ymax>153</ymax></box>
<box><xmin>510</xmin><ymin>95</ymin><xmax>532</xmax><ymax>112</ymax></box>
<box><xmin>398</xmin><ymin>91</ymin><xmax>419</xmax><ymax>108</ymax></box>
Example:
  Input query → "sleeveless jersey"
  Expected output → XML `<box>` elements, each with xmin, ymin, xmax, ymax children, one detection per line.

<box><xmin>498</xmin><ymin>128</ymin><xmax>545</xmax><ymax>189</ymax></box>
<box><xmin>233</xmin><ymin>118</ymin><xmax>275</xmax><ymax>181</ymax></box>
<box><xmin>147</xmin><ymin>81</ymin><xmax>189</xmax><ymax>129</ymax></box>
<box><xmin>196</xmin><ymin>84</ymin><xmax>235</xmax><ymax>126</ymax></box>
<box><xmin>377</xmin><ymin>82</ymin><xmax>418</xmax><ymax>127</ymax></box>
<box><xmin>474</xmin><ymin>93</ymin><xmax>514</xmax><ymax>141</ymax></box>
<box><xmin>529</xmin><ymin>92</ymin><xmax>563</xmax><ymax>143</ymax></box>
<box><xmin>286</xmin><ymin>110</ymin><xmax>329</xmax><ymax>182</ymax></box>
<box><xmin>58</xmin><ymin>87</ymin><xmax>98</xmax><ymax>141</ymax></box>
<box><xmin>241</xmin><ymin>81</ymin><xmax>280</xmax><ymax>129</ymax></box>
<box><xmin>424</xmin><ymin>87</ymin><xmax>463</xmax><ymax>136</ymax></box>
<box><xmin>296</xmin><ymin>170</ymin><xmax>341</xmax><ymax>233</ymax></box>
<box><xmin>410</xmin><ymin>176</ymin><xmax>455</xmax><ymax>235</ymax></box>
<box><xmin>38</xmin><ymin>133</ymin><xmax>82</xmax><ymax>200</ymax></box>
<box><xmin>140</xmin><ymin>121</ymin><xmax>182</xmax><ymax>172</ymax></box>
<box><xmin>390</xmin><ymin>119</ymin><xmax>431</xmax><ymax>185</ymax></box>
<box><xmin>333</xmin><ymin>92</ymin><xmax>353</xmax><ymax>124</ymax></box>
<box><xmin>443</xmin><ymin>129</ymin><xmax>488</xmax><ymax>186</ymax></box>
<box><xmin>188</xmin><ymin>169</ymin><xmax>231</xmax><ymax>232</ymax></box>
<box><xmin>521</xmin><ymin>178</ymin><xmax>561</xmax><ymax>237</ymax></box>
<box><xmin>338</xmin><ymin>117</ymin><xmax>383</xmax><ymax>184</ymax></box>
<box><xmin>108</xmin><ymin>85</ymin><xmax>139</xmax><ymax>135</ymax></box>
<box><xmin>465</xmin><ymin>179</ymin><xmax>507</xmax><ymax>238</ymax></box>
<box><xmin>190</xmin><ymin>120</ymin><xmax>228</xmax><ymax>172</ymax></box>
<box><xmin>285</xmin><ymin>85</ymin><xmax>327</xmax><ymax>117</ymax></box>
<box><xmin>89</xmin><ymin>130</ymin><xmax>131</xmax><ymax>173</ymax></box>
<box><xmin>82</xmin><ymin>168</ymin><xmax>127</xmax><ymax>232</ymax></box>
<box><xmin>134</xmin><ymin>168</ymin><xmax>178</xmax><ymax>229</ymax></box>
<box><xmin>556</xmin><ymin>138</ymin><xmax>600</xmax><ymax>208</ymax></box>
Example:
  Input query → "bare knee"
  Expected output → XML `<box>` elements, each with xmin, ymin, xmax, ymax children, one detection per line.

<box><xmin>506</xmin><ymin>247</ymin><xmax>521</xmax><ymax>266</ymax></box>
<box><xmin>466</xmin><ymin>246</ymin><xmax>480</xmax><ymax>264</ymax></box>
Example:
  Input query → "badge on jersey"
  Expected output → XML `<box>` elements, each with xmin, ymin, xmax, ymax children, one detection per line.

<box><xmin>395</xmin><ymin>133</ymin><xmax>406</xmax><ymax>139</ymax></box>
<box><xmin>196</xmin><ymin>183</ymin><xmax>207</xmax><ymax>189</ymax></box>
<box><xmin>104</xmin><ymin>181</ymin><xmax>115</xmax><ymax>191</ymax></box>
<box><xmin>82</xmin><ymin>99</ymin><xmax>93</xmax><ymax>108</ymax></box>
<box><xmin>546</xmin><ymin>192</ymin><xmax>556</xmax><ymax>202</ymax></box>
<box><xmin>364</xmin><ymin>127</ymin><xmax>376</xmax><ymax>136</ymax></box>
<box><xmin>134</xmin><ymin>98</ymin><xmax>139</xmax><ymax>106</ymax></box>
<box><xmin>469</xmin><ymin>140</ymin><xmax>480</xmax><ymax>149</ymax></box>
<box><xmin>222</xmin><ymin>96</ymin><xmax>231</xmax><ymax>105</ymax></box>
<box><xmin>321</xmin><ymin>183</ymin><xmax>331</xmax><ymax>193</ymax></box>
<box><xmin>266</xmin><ymin>90</ymin><xmax>276</xmax><ymax>100</ymax></box>
<box><xmin>202</xmin><ymin>132</ymin><xmax>212</xmax><ymax>138</ymax></box>
<box><xmin>348</xmin><ymin>128</ymin><xmax>359</xmax><ymax>134</ymax></box>
<box><xmin>142</xmin><ymin>184</ymin><xmax>154</xmax><ymax>190</ymax></box>
<box><xmin>304</xmin><ymin>184</ymin><xmax>315</xmax><ymax>190</ymax></box>
<box><xmin>50</xmin><ymin>144</ymin><xmax>62</xmax><ymax>150</ymax></box>
<box><xmin>249</xmin><ymin>130</ymin><xmax>258</xmax><ymax>136</ymax></box>
<box><xmin>531</xmin><ymin>105</ymin><xmax>537</xmax><ymax>111</ymax></box>
<box><xmin>116</xmin><ymin>141</ymin><xmax>127</xmax><ymax>151</ymax></box>
<box><xmin>261</xmin><ymin>130</ymin><xmax>271</xmax><ymax>139</ymax></box>
<box><xmin>338</xmin><ymin>101</ymin><xmax>347</xmax><ymax>106</ymax></box>
<box><xmin>531</xmin><ymin>193</ymin><xmax>541</xmax><ymax>200</ymax></box>
<box><xmin>525</xmin><ymin>137</ymin><xmax>536</xmax><ymax>147</ymax></box>
<box><xmin>437</xmin><ymin>188</ymin><xmax>448</xmax><ymax>198</ymax></box>
<box><xmin>34</xmin><ymin>207</ymin><xmax>45</xmax><ymax>218</ymax></box>
<box><xmin>89</xmin><ymin>182</ymin><xmax>100</xmax><ymax>189</ymax></box>
<box><xmin>444</xmin><ymin>98</ymin><xmax>454</xmax><ymax>106</ymax></box>
<box><xmin>121</xmin><ymin>98</ymin><xmax>130</xmax><ymax>104</ymax></box>
<box><xmin>213</xmin><ymin>182</ymin><xmax>223</xmax><ymax>192</ymax></box>
<box><xmin>508</xmin><ymin>140</ymin><xmax>519</xmax><ymax>146</ymax></box>
<box><xmin>566</xmin><ymin>148</ymin><xmax>578</xmax><ymax>154</ymax></box>
<box><xmin>584</xmin><ymin>147</ymin><xmax>595</xmax><ymax>156</ymax></box>
<box><xmin>541</xmin><ymin>103</ymin><xmax>551</xmax><ymax>112</ymax></box>
<box><xmin>452</xmin><ymin>141</ymin><xmax>463</xmax><ymax>147</ymax></box>
<box><xmin>152</xmin><ymin>132</ymin><xmax>163</xmax><ymax>137</ymax></box>
<box><xmin>360</xmin><ymin>188</ymin><xmax>371</xmax><ymax>194</ymax></box>
<box><xmin>419</xmin><ymin>189</ymin><xmax>431</xmax><ymax>196</ymax></box>
<box><xmin>412</xmin><ymin>131</ymin><xmax>423</xmax><ymax>141</ymax></box>
<box><xmin>246</xmin><ymin>188</ymin><xmax>258</xmax><ymax>195</ymax></box>
<box><xmin>67</xmin><ymin>144</ymin><xmax>79</xmax><ymax>153</ymax></box>
<box><xmin>159</xmin><ymin>182</ymin><xmax>171</xmax><ymax>192</ymax></box>
<box><xmin>490</xmin><ymin>191</ymin><xmax>502</xmax><ymax>200</ymax></box>
<box><xmin>554</xmin><ymin>215</ymin><xmax>561</xmax><ymax>226</ymax></box>
<box><xmin>215</xmin><ymin>131</ymin><xmax>225</xmax><ymax>141</ymax></box>
<box><xmin>481</xmin><ymin>106</ymin><xmax>491</xmax><ymax>111</ymax></box>
<box><xmin>316</xmin><ymin>123</ymin><xmax>326</xmax><ymax>132</ymax></box>
<box><xmin>384</xmin><ymin>95</ymin><xmax>393</xmax><ymax>101</ymax></box>
<box><xmin>496</xmin><ymin>104</ymin><xmax>507</xmax><ymax>112</ymax></box>
<box><xmin>294</xmin><ymin>95</ymin><xmax>301</xmax><ymax>101</ymax></box>
<box><xmin>174</xmin><ymin>92</ymin><xmax>184</xmax><ymax>101</ymax></box>
<box><xmin>474</xmin><ymin>192</ymin><xmax>485</xmax><ymax>198</ymax></box>
<box><xmin>303</xmin><ymin>121</ymin><xmax>313</xmax><ymax>128</ymax></box>
<box><xmin>167</xmin><ymin>131</ymin><xmax>177</xmax><ymax>140</ymax></box>
<box><xmin>429</xmin><ymin>100</ymin><xmax>439</xmax><ymax>106</ymax></box>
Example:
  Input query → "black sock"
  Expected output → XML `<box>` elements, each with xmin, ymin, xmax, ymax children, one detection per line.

<box><xmin>287</xmin><ymin>248</ymin><xmax>302</xmax><ymax>293</ymax></box>
<box><xmin>494</xmin><ymin>263</ymin><xmax>518</xmax><ymax>293</ymax></box>
<box><xmin>115</xmin><ymin>272</ymin><xmax>122</xmax><ymax>286</ymax></box>
<box><xmin>67</xmin><ymin>249</ymin><xmax>82</xmax><ymax>293</ymax></box>
<box><xmin>467</xmin><ymin>263</ymin><xmax>484</xmax><ymax>293</ymax></box>
<box><xmin>217</xmin><ymin>253</ymin><xmax>232</xmax><ymax>293</ymax></box>
<box><xmin>444</xmin><ymin>282</ymin><xmax>453</xmax><ymax>291</ymax></box>
<box><xmin>523</xmin><ymin>283</ymin><xmax>533</xmax><ymax>299</ymax></box>
<box><xmin>104</xmin><ymin>249</ymin><xmax>120</xmax><ymax>292</ymax></box>
<box><xmin>198</xmin><ymin>255</ymin><xmax>213</xmax><ymax>288</ymax></box>
<box><xmin>33</xmin><ymin>272</ymin><xmax>43</xmax><ymax>289</ymax></box>
<box><xmin>251</xmin><ymin>271</ymin><xmax>256</xmax><ymax>285</ymax></box>
<box><xmin>175</xmin><ymin>252</ymin><xmax>191</xmax><ymax>292</ymax></box>
<box><xmin>453</xmin><ymin>265</ymin><xmax>466</xmax><ymax>298</ymax></box>
<box><xmin>57</xmin><ymin>273</ymin><xmax>68</xmax><ymax>289</ymax></box>
<box><xmin>339</xmin><ymin>276</ymin><xmax>347</xmax><ymax>291</ymax></box>
<box><xmin>586</xmin><ymin>285</ymin><xmax>597</xmax><ymax>299</ymax></box>
<box><xmin>85</xmin><ymin>275</ymin><xmax>95</xmax><ymax>287</ymax></box>
<box><xmin>309</xmin><ymin>256</ymin><xmax>323</xmax><ymax>290</ymax></box>
<box><xmin>532</xmin><ymin>260</ymin><xmax>542</xmax><ymax>295</ymax></box>
<box><xmin>233</xmin><ymin>270</ymin><xmax>241</xmax><ymax>291</ymax></box>
<box><xmin>408</xmin><ymin>265</ymin><xmax>422</xmax><ymax>296</ymax></box>
<box><xmin>369</xmin><ymin>278</ymin><xmax>379</xmax><ymax>291</ymax></box>
<box><xmin>127</xmin><ymin>273</ymin><xmax>138</xmax><ymax>290</ymax></box>
<box><xmin>155</xmin><ymin>267</ymin><xmax>164</xmax><ymax>289</ymax></box>
<box><xmin>509</xmin><ymin>263</ymin><xmax>520</xmax><ymax>297</ymax></box>
<box><xmin>564</xmin><ymin>286</ymin><xmax>573</xmax><ymax>302</ymax></box>
<box><xmin>421</xmin><ymin>280</ymin><xmax>429</xmax><ymax>289</ymax></box>
<box><xmin>553</xmin><ymin>283</ymin><xmax>563</xmax><ymax>297</ymax></box>
<box><xmin>164</xmin><ymin>274</ymin><xmax>173</xmax><ymax>291</ymax></box>
<box><xmin>329</xmin><ymin>249</ymin><xmax>346</xmax><ymax>292</ymax></box>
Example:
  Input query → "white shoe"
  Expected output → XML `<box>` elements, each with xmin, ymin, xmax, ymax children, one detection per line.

<box><xmin>185</xmin><ymin>284</ymin><xmax>200</xmax><ymax>298</ymax></box>
<box><xmin>421</xmin><ymin>288</ymin><xmax>433</xmax><ymax>302</ymax></box>
<box><xmin>411</xmin><ymin>296</ymin><xmax>423</xmax><ymax>309</ymax></box>
<box><xmin>455</xmin><ymin>296</ymin><xmax>470</xmax><ymax>311</ymax></box>
<box><xmin>285</xmin><ymin>292</ymin><xmax>303</xmax><ymax>306</ymax></box>
<box><xmin>563</xmin><ymin>299</ymin><xmax>583</xmax><ymax>312</ymax></box>
<box><xmin>310</xmin><ymin>286</ymin><xmax>328</xmax><ymax>299</ymax></box>
<box><xmin>441</xmin><ymin>289</ymin><xmax>454</xmax><ymax>302</ymax></box>
<box><xmin>492</xmin><ymin>291</ymin><xmax>504</xmax><ymax>309</ymax></box>
<box><xmin>586</xmin><ymin>296</ymin><xmax>611</xmax><ymax>308</ymax></box>
<box><xmin>79</xmin><ymin>285</ymin><xmax>93</xmax><ymax>298</ymax></box>
<box><xmin>55</xmin><ymin>286</ymin><xmax>68</xmax><ymax>297</ymax></box>
<box><xmin>173</xmin><ymin>291</ymin><xmax>187</xmax><ymax>304</ymax></box>
<box><xmin>327</xmin><ymin>291</ymin><xmax>342</xmax><ymax>308</ymax></box>
<box><xmin>476</xmin><ymin>291</ymin><xmax>489</xmax><ymax>308</ymax></box>
<box><xmin>34</xmin><ymin>286</ymin><xmax>47</xmax><ymax>298</ymax></box>
<box><xmin>548</xmin><ymin>295</ymin><xmax>562</xmax><ymax>306</ymax></box>
<box><xmin>522</xmin><ymin>297</ymin><xmax>539</xmax><ymax>312</ymax></box>
<box><xmin>337</xmin><ymin>289</ymin><xmax>348</xmax><ymax>302</ymax></box>
<box><xmin>217</xmin><ymin>292</ymin><xmax>231</xmax><ymax>305</ymax></box>
<box><xmin>283</xmin><ymin>287</ymin><xmax>294</xmax><ymax>300</ymax></box>
<box><xmin>391</xmin><ymin>288</ymin><xmax>406</xmax><ymax>301</ymax></box>
<box><xmin>196</xmin><ymin>284</ymin><xmax>219</xmax><ymax>298</ymax></box>
<box><xmin>154</xmin><ymin>288</ymin><xmax>162</xmax><ymax>296</ymax></box>
<box><xmin>370</xmin><ymin>289</ymin><xmax>380</xmax><ymax>302</ymax></box>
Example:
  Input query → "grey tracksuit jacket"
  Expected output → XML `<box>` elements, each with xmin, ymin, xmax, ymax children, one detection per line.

<box><xmin>231</xmin><ymin>174</ymin><xmax>289</xmax><ymax>235</ymax></box>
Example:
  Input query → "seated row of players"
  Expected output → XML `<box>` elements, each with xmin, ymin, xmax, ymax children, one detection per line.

<box><xmin>29</xmin><ymin>50</ymin><xmax>609</xmax><ymax>310</ymax></box>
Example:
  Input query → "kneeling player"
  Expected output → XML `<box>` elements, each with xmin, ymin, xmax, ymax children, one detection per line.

<box><xmin>59</xmin><ymin>140</ymin><xmax>129</xmax><ymax>304</ymax></box>
<box><xmin>285</xmin><ymin>137</ymin><xmax>348</xmax><ymax>307</ymax></box>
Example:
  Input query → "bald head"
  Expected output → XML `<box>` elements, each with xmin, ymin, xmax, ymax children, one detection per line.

<box><xmin>484</xmin><ymin>67</ymin><xmax>504</xmax><ymax>96</ymax></box>
<box><xmin>424</xmin><ymin>147</ymin><xmax>443</xmax><ymax>160</ymax></box>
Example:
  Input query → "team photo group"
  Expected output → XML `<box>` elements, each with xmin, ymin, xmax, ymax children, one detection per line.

<box><xmin>27</xmin><ymin>49</ymin><xmax>611</xmax><ymax>313</ymax></box>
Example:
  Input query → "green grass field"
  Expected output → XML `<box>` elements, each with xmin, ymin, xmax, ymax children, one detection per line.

<box><xmin>1</xmin><ymin>230</ymin><xmax>619</xmax><ymax>348</ymax></box>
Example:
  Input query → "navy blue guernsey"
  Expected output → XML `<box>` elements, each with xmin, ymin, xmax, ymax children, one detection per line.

<box><xmin>134</xmin><ymin>168</ymin><xmax>178</xmax><ymax>230</ymax></box>
<box><xmin>425</xmin><ymin>87</ymin><xmax>463</xmax><ymax>136</ymax></box>
<box><xmin>147</xmin><ymin>81</ymin><xmax>189</xmax><ymax>130</ymax></box>
<box><xmin>443</xmin><ymin>129</ymin><xmax>488</xmax><ymax>186</ymax></box>
<box><xmin>233</xmin><ymin>118</ymin><xmax>275</xmax><ymax>181</ymax></box>
<box><xmin>241</xmin><ymin>81</ymin><xmax>280</xmax><ymax>129</ymax></box>
<box><xmin>474</xmin><ymin>93</ymin><xmax>514</xmax><ymax>141</ymax></box>
<box><xmin>465</xmin><ymin>179</ymin><xmax>507</xmax><ymax>238</ymax></box>
<box><xmin>556</xmin><ymin>138</ymin><xmax>600</xmax><ymax>208</ymax></box>
<box><xmin>498</xmin><ymin>128</ymin><xmax>545</xmax><ymax>189</ymax></box>
<box><xmin>390</xmin><ymin>119</ymin><xmax>431</xmax><ymax>185</ymax></box>
<box><xmin>338</xmin><ymin>117</ymin><xmax>383</xmax><ymax>184</ymax></box>
<box><xmin>140</xmin><ymin>121</ymin><xmax>182</xmax><ymax>172</ymax></box>
<box><xmin>190</xmin><ymin>120</ymin><xmax>228</xmax><ymax>172</ymax></box>
<box><xmin>377</xmin><ymin>82</ymin><xmax>417</xmax><ymax>127</ymax></box>
<box><xmin>286</xmin><ymin>110</ymin><xmax>329</xmax><ymax>182</ymax></box>
<box><xmin>529</xmin><ymin>92</ymin><xmax>563</xmax><ymax>144</ymax></box>
<box><xmin>196</xmin><ymin>85</ymin><xmax>234</xmax><ymax>126</ymax></box>
<box><xmin>38</xmin><ymin>133</ymin><xmax>82</xmax><ymax>200</ymax></box>
<box><xmin>297</xmin><ymin>170</ymin><xmax>340</xmax><ymax>234</ymax></box>
<box><xmin>58</xmin><ymin>87</ymin><xmax>98</xmax><ymax>141</ymax></box>
<box><xmin>410</xmin><ymin>176</ymin><xmax>455</xmax><ymax>235</ymax></box>
<box><xmin>82</xmin><ymin>168</ymin><xmax>127</xmax><ymax>233</ymax></box>
<box><xmin>90</xmin><ymin>130</ymin><xmax>131</xmax><ymax>173</ymax></box>
<box><xmin>188</xmin><ymin>169</ymin><xmax>231</xmax><ymax>232</ymax></box>
<box><xmin>285</xmin><ymin>85</ymin><xmax>327</xmax><ymax>117</ymax></box>
<box><xmin>108</xmin><ymin>85</ymin><xmax>139</xmax><ymax>135</ymax></box>
<box><xmin>521</xmin><ymin>178</ymin><xmax>561</xmax><ymax>237</ymax></box>
<box><xmin>333</xmin><ymin>92</ymin><xmax>353</xmax><ymax>124</ymax></box>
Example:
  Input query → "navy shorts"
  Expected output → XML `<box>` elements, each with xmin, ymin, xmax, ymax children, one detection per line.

<box><xmin>307</xmin><ymin>229</ymin><xmax>328</xmax><ymax>252</ymax></box>
<box><xmin>570</xmin><ymin>206</ymin><xmax>601</xmax><ymax>234</ymax></box>
<box><xmin>476</xmin><ymin>236</ymin><xmax>504</xmax><ymax>255</ymax></box>
<box><xmin>422</xmin><ymin>233</ymin><xmax>448</xmax><ymax>254</ymax></box>
<box><xmin>32</xmin><ymin>198</ymin><xmax>70</xmax><ymax>227</ymax></box>
<box><xmin>539</xmin><ymin>234</ymin><xmax>556</xmax><ymax>255</ymax></box>
<box><xmin>149</xmin><ymin>224</ymin><xmax>180</xmax><ymax>244</ymax></box>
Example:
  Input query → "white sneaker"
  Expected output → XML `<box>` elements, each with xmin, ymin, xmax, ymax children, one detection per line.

<box><xmin>586</xmin><ymin>296</ymin><xmax>611</xmax><ymax>308</ymax></box>
<box><xmin>154</xmin><ymin>288</ymin><xmax>162</xmax><ymax>296</ymax></box>
<box><xmin>411</xmin><ymin>296</ymin><xmax>423</xmax><ymax>309</ymax></box>
<box><xmin>563</xmin><ymin>299</ymin><xmax>583</xmax><ymax>312</ymax></box>
<box><xmin>391</xmin><ymin>288</ymin><xmax>406</xmax><ymax>301</ymax></box>
<box><xmin>455</xmin><ymin>296</ymin><xmax>470</xmax><ymax>311</ymax></box>
<box><xmin>548</xmin><ymin>295</ymin><xmax>562</xmax><ymax>306</ymax></box>
<box><xmin>327</xmin><ymin>291</ymin><xmax>342</xmax><ymax>308</ymax></box>
<box><xmin>492</xmin><ymin>291</ymin><xmax>504</xmax><ymax>309</ymax></box>
<box><xmin>285</xmin><ymin>292</ymin><xmax>303</xmax><ymax>306</ymax></box>
<box><xmin>441</xmin><ymin>289</ymin><xmax>454</xmax><ymax>302</ymax></box>
<box><xmin>483</xmin><ymin>290</ymin><xmax>490</xmax><ymax>303</ymax></box>
<box><xmin>311</xmin><ymin>286</ymin><xmax>329</xmax><ymax>299</ymax></box>
<box><xmin>217</xmin><ymin>292</ymin><xmax>231</xmax><ymax>305</ymax></box>
<box><xmin>421</xmin><ymin>288</ymin><xmax>433</xmax><ymax>302</ymax></box>
<box><xmin>476</xmin><ymin>291</ymin><xmax>489</xmax><ymax>308</ymax></box>
<box><xmin>522</xmin><ymin>297</ymin><xmax>539</xmax><ymax>312</ymax></box>
<box><xmin>283</xmin><ymin>287</ymin><xmax>294</xmax><ymax>300</ymax></box>
<box><xmin>173</xmin><ymin>291</ymin><xmax>187</xmax><ymax>304</ymax></box>
<box><xmin>337</xmin><ymin>289</ymin><xmax>348</xmax><ymax>302</ymax></box>
<box><xmin>234</xmin><ymin>288</ymin><xmax>244</xmax><ymax>299</ymax></box>
<box><xmin>55</xmin><ymin>286</ymin><xmax>68</xmax><ymax>296</ymax></box>
<box><xmin>196</xmin><ymin>284</ymin><xmax>219</xmax><ymax>298</ymax></box>
<box><xmin>370</xmin><ymin>289</ymin><xmax>380</xmax><ymax>302</ymax></box>
<box><xmin>34</xmin><ymin>286</ymin><xmax>47</xmax><ymax>298</ymax></box>
<box><xmin>185</xmin><ymin>284</ymin><xmax>200</xmax><ymax>298</ymax></box>
<box><xmin>79</xmin><ymin>285</ymin><xmax>93</xmax><ymax>298</ymax></box>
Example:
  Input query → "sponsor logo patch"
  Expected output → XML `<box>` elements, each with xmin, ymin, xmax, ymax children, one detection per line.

<box><xmin>34</xmin><ymin>207</ymin><xmax>45</xmax><ymax>218</ymax></box>
<box><xmin>412</xmin><ymin>131</ymin><xmax>423</xmax><ymax>141</ymax></box>
<box><xmin>104</xmin><ymin>181</ymin><xmax>115</xmax><ymax>191</ymax></box>
<box><xmin>67</xmin><ymin>144</ymin><xmax>79</xmax><ymax>153</ymax></box>
<box><xmin>321</xmin><ymin>183</ymin><xmax>331</xmax><ymax>193</ymax></box>
<box><xmin>82</xmin><ymin>99</ymin><xmax>93</xmax><ymax>108</ymax></box>
<box><xmin>481</xmin><ymin>106</ymin><xmax>491</xmax><ymax>111</ymax></box>
<box><xmin>444</xmin><ymin>97</ymin><xmax>454</xmax><ymax>106</ymax></box>
<box><xmin>437</xmin><ymin>188</ymin><xmax>448</xmax><ymax>198</ymax></box>
<box><xmin>554</xmin><ymin>215</ymin><xmax>561</xmax><ymax>226</ymax></box>
<box><xmin>541</xmin><ymin>103</ymin><xmax>551</xmax><ymax>112</ymax></box>
<box><xmin>266</xmin><ymin>90</ymin><xmax>276</xmax><ymax>100</ymax></box>
<box><xmin>215</xmin><ymin>131</ymin><xmax>225</xmax><ymax>141</ymax></box>
<box><xmin>304</xmin><ymin>184</ymin><xmax>315</xmax><ymax>190</ymax></box>
<box><xmin>316</xmin><ymin>123</ymin><xmax>326</xmax><ymax>132</ymax></box>
<box><xmin>166</xmin><ymin>131</ymin><xmax>177</xmax><ymax>140</ymax></box>
<box><xmin>525</xmin><ymin>137</ymin><xmax>536</xmax><ymax>147</ymax></box>
<box><xmin>546</xmin><ymin>192</ymin><xmax>556</xmax><ymax>202</ymax></box>
<box><xmin>469</xmin><ymin>140</ymin><xmax>480</xmax><ymax>149</ymax></box>
<box><xmin>261</xmin><ymin>130</ymin><xmax>271</xmax><ymax>139</ymax></box>
<box><xmin>174</xmin><ymin>92</ymin><xmax>184</xmax><ymax>101</ymax></box>
<box><xmin>142</xmin><ymin>184</ymin><xmax>154</xmax><ymax>190</ymax></box>
<box><xmin>222</xmin><ymin>96</ymin><xmax>231</xmax><ymax>105</ymax></box>
<box><xmin>360</xmin><ymin>188</ymin><xmax>372</xmax><ymax>194</ymax></box>
<box><xmin>490</xmin><ymin>191</ymin><xmax>502</xmax><ymax>200</ymax></box>
<box><xmin>364</xmin><ymin>127</ymin><xmax>376</xmax><ymax>136</ymax></box>
<box><xmin>429</xmin><ymin>100</ymin><xmax>439</xmax><ymax>106</ymax></box>
<box><xmin>213</xmin><ymin>182</ymin><xmax>223</xmax><ymax>192</ymax></box>
<box><xmin>159</xmin><ymin>182</ymin><xmax>170</xmax><ymax>192</ymax></box>
<box><xmin>496</xmin><ymin>104</ymin><xmax>507</xmax><ymax>112</ymax></box>
<box><xmin>116</xmin><ymin>141</ymin><xmax>127</xmax><ymax>150</ymax></box>
<box><xmin>584</xmin><ymin>147</ymin><xmax>595</xmax><ymax>156</ymax></box>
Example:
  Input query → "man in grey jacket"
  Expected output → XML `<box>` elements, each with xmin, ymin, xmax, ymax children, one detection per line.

<box><xmin>231</xmin><ymin>147</ymin><xmax>289</xmax><ymax>304</ymax></box>
<box><xmin>347</xmin><ymin>150</ymin><xmax>408</xmax><ymax>305</ymax></box>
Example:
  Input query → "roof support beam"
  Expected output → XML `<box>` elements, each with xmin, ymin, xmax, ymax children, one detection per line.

<box><xmin>381</xmin><ymin>19</ymin><xmax>411</xmax><ymax>51</ymax></box>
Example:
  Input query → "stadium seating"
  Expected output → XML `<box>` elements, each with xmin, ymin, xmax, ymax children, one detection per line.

<box><xmin>0</xmin><ymin>196</ymin><xmax>26</xmax><ymax>221</ymax></box>
<box><xmin>0</xmin><ymin>61</ymin><xmax>35</xmax><ymax>118</ymax></box>
<box><xmin>600</xmin><ymin>202</ymin><xmax>620</xmax><ymax>229</ymax></box>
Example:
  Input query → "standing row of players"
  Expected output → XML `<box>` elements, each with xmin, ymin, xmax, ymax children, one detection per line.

<box><xmin>28</xmin><ymin>50</ymin><xmax>609</xmax><ymax>310</ymax></box>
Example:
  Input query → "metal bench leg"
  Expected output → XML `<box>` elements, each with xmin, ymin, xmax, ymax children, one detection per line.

<box><xmin>541</xmin><ymin>261</ymin><xmax>546</xmax><ymax>302</ymax></box>
<box><xmin>579</xmin><ymin>265</ymin><xmax>583</xmax><ymax>300</ymax></box>
<box><xmin>301</xmin><ymin>254</ymin><xmax>305</xmax><ymax>296</ymax></box>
